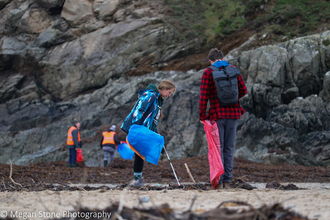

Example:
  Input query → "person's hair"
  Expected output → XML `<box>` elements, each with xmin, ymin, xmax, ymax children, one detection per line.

<box><xmin>208</xmin><ymin>48</ymin><xmax>224</xmax><ymax>61</ymax></box>
<box><xmin>72</xmin><ymin>119</ymin><xmax>80</xmax><ymax>125</ymax></box>
<box><xmin>157</xmin><ymin>80</ymin><xmax>176</xmax><ymax>94</ymax></box>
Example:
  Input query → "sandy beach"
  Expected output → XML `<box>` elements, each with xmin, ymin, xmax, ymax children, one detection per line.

<box><xmin>0</xmin><ymin>183</ymin><xmax>329</xmax><ymax>220</ymax></box>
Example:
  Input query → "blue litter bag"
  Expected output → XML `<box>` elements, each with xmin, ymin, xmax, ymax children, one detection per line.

<box><xmin>117</xmin><ymin>143</ymin><xmax>134</xmax><ymax>160</ymax></box>
<box><xmin>127</xmin><ymin>124</ymin><xmax>164</xmax><ymax>165</ymax></box>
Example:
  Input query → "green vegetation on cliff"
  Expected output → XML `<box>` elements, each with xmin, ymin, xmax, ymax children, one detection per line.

<box><xmin>165</xmin><ymin>0</ymin><xmax>330</xmax><ymax>45</ymax></box>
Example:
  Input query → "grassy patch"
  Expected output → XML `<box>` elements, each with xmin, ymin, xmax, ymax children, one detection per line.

<box><xmin>165</xmin><ymin>0</ymin><xmax>248</xmax><ymax>44</ymax></box>
<box><xmin>164</xmin><ymin>0</ymin><xmax>330</xmax><ymax>45</ymax></box>
<box><xmin>267</xmin><ymin>0</ymin><xmax>330</xmax><ymax>36</ymax></box>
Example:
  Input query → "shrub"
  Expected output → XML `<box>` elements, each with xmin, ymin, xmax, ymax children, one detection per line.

<box><xmin>322</xmin><ymin>39</ymin><xmax>330</xmax><ymax>46</ymax></box>
<box><xmin>246</xmin><ymin>0</ymin><xmax>263</xmax><ymax>9</ymax></box>
<box><xmin>271</xmin><ymin>25</ymin><xmax>285</xmax><ymax>35</ymax></box>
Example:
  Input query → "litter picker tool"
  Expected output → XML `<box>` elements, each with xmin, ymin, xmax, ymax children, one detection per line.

<box><xmin>163</xmin><ymin>146</ymin><xmax>180</xmax><ymax>186</ymax></box>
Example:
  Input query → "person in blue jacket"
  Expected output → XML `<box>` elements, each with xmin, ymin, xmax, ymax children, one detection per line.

<box><xmin>121</xmin><ymin>80</ymin><xmax>176</xmax><ymax>186</ymax></box>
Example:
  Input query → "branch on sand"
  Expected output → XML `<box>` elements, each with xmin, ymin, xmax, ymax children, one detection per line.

<box><xmin>8</xmin><ymin>159</ymin><xmax>22</xmax><ymax>187</ymax></box>
<box><xmin>184</xmin><ymin>163</ymin><xmax>196</xmax><ymax>184</ymax></box>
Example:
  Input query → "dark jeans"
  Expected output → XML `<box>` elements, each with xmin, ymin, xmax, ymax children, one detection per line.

<box><xmin>69</xmin><ymin>149</ymin><xmax>77</xmax><ymax>164</ymax></box>
<box><xmin>216</xmin><ymin>119</ymin><xmax>237</xmax><ymax>184</ymax></box>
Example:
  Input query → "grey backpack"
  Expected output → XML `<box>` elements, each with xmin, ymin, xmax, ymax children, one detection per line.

<box><xmin>209</xmin><ymin>65</ymin><xmax>241</xmax><ymax>106</ymax></box>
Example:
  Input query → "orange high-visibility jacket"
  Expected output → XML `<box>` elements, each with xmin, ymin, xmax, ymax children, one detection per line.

<box><xmin>67</xmin><ymin>126</ymin><xmax>81</xmax><ymax>145</ymax></box>
<box><xmin>102</xmin><ymin>131</ymin><xmax>117</xmax><ymax>145</ymax></box>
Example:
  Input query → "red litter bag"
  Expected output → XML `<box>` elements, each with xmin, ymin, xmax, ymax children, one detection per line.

<box><xmin>202</xmin><ymin>120</ymin><xmax>224</xmax><ymax>189</ymax></box>
<box><xmin>76</xmin><ymin>148</ymin><xmax>83</xmax><ymax>162</ymax></box>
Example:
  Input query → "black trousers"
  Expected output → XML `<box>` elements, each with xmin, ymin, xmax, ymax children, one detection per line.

<box><xmin>134</xmin><ymin>153</ymin><xmax>144</xmax><ymax>172</ymax></box>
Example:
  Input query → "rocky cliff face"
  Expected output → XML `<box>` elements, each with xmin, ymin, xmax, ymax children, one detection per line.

<box><xmin>1</xmin><ymin>0</ymin><xmax>330</xmax><ymax>167</ymax></box>
<box><xmin>229</xmin><ymin>32</ymin><xmax>330</xmax><ymax>167</ymax></box>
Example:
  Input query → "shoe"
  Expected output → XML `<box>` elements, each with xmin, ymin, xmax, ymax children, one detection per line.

<box><xmin>223</xmin><ymin>182</ymin><xmax>231</xmax><ymax>189</ymax></box>
<box><xmin>72</xmin><ymin>163</ymin><xmax>77</xmax><ymax>168</ymax></box>
<box><xmin>104</xmin><ymin>160</ymin><xmax>108</xmax><ymax>167</ymax></box>
<box><xmin>67</xmin><ymin>163</ymin><xmax>72</xmax><ymax>167</ymax></box>
<box><xmin>215</xmin><ymin>183</ymin><xmax>223</xmax><ymax>189</ymax></box>
<box><xmin>133</xmin><ymin>177</ymin><xmax>145</xmax><ymax>187</ymax></box>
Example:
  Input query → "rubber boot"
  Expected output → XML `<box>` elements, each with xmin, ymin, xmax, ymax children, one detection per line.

<box><xmin>223</xmin><ymin>182</ymin><xmax>231</xmax><ymax>189</ymax></box>
<box><xmin>215</xmin><ymin>183</ymin><xmax>223</xmax><ymax>189</ymax></box>
<box><xmin>67</xmin><ymin>163</ymin><xmax>72</xmax><ymax>167</ymax></box>
<box><xmin>72</xmin><ymin>163</ymin><xmax>77</xmax><ymax>168</ymax></box>
<box><xmin>104</xmin><ymin>160</ymin><xmax>108</xmax><ymax>167</ymax></box>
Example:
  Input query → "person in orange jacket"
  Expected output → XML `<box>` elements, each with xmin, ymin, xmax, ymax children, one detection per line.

<box><xmin>100</xmin><ymin>125</ymin><xmax>121</xmax><ymax>167</ymax></box>
<box><xmin>67</xmin><ymin>121</ymin><xmax>82</xmax><ymax>168</ymax></box>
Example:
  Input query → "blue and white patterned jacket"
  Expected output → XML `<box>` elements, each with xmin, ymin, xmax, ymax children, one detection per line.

<box><xmin>121</xmin><ymin>84</ymin><xmax>163</xmax><ymax>133</ymax></box>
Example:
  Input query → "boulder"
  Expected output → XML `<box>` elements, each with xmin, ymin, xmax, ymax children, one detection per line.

<box><xmin>1</xmin><ymin>36</ymin><xmax>27</xmax><ymax>55</ymax></box>
<box><xmin>0</xmin><ymin>0</ymin><xmax>11</xmax><ymax>10</ymax></box>
<box><xmin>4</xmin><ymin>1</ymin><xmax>29</xmax><ymax>31</ymax></box>
<box><xmin>303</xmin><ymin>131</ymin><xmax>330</xmax><ymax>167</ymax></box>
<box><xmin>132</xmin><ymin>7</ymin><xmax>151</xmax><ymax>18</ymax></box>
<box><xmin>0</xmin><ymin>74</ymin><xmax>24</xmax><ymax>103</ymax></box>
<box><xmin>281</xmin><ymin>34</ymin><xmax>325</xmax><ymax>97</ymax></box>
<box><xmin>319</xmin><ymin>71</ymin><xmax>330</xmax><ymax>103</ymax></box>
<box><xmin>306</xmin><ymin>95</ymin><xmax>330</xmax><ymax>131</ymax></box>
<box><xmin>282</xmin><ymin>87</ymin><xmax>299</xmax><ymax>104</ymax></box>
<box><xmin>235</xmin><ymin>114</ymin><xmax>317</xmax><ymax>166</ymax></box>
<box><xmin>61</xmin><ymin>0</ymin><xmax>94</xmax><ymax>27</ymax></box>
<box><xmin>249</xmin><ymin>83</ymin><xmax>282</xmax><ymax>119</ymax></box>
<box><xmin>226</xmin><ymin>34</ymin><xmax>260</xmax><ymax>66</ymax></box>
<box><xmin>99</xmin><ymin>0</ymin><xmax>119</xmax><ymax>21</ymax></box>
<box><xmin>113</xmin><ymin>9</ymin><xmax>125</xmax><ymax>22</ymax></box>
<box><xmin>239</xmin><ymin>45</ymin><xmax>288</xmax><ymax>87</ymax></box>
<box><xmin>92</xmin><ymin>0</ymin><xmax>103</xmax><ymax>16</ymax></box>
<box><xmin>33</xmin><ymin>27</ymin><xmax>65</xmax><ymax>48</ymax></box>
<box><xmin>19</xmin><ymin>6</ymin><xmax>53</xmax><ymax>34</ymax></box>
<box><xmin>267</xmin><ymin>96</ymin><xmax>323</xmax><ymax>135</ymax></box>
<box><xmin>36</xmin><ymin>0</ymin><xmax>65</xmax><ymax>14</ymax></box>
<box><xmin>32</xmin><ymin>19</ymin><xmax>72</xmax><ymax>48</ymax></box>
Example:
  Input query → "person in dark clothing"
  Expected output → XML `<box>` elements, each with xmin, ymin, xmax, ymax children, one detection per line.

<box><xmin>67</xmin><ymin>121</ymin><xmax>82</xmax><ymax>168</ymax></box>
<box><xmin>121</xmin><ymin>80</ymin><xmax>176</xmax><ymax>187</ymax></box>
<box><xmin>199</xmin><ymin>48</ymin><xmax>247</xmax><ymax>189</ymax></box>
<box><xmin>100</xmin><ymin>125</ymin><xmax>121</xmax><ymax>167</ymax></box>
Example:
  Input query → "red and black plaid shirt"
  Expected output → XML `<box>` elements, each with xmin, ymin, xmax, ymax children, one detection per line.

<box><xmin>199</xmin><ymin>66</ymin><xmax>247</xmax><ymax>120</ymax></box>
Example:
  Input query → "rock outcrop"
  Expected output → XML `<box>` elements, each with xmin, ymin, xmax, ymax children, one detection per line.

<box><xmin>230</xmin><ymin>31</ymin><xmax>330</xmax><ymax>167</ymax></box>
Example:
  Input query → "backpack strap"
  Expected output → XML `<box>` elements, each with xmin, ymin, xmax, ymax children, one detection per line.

<box><xmin>208</xmin><ymin>66</ymin><xmax>219</xmax><ymax>71</ymax></box>
<box><xmin>222</xmin><ymin>67</ymin><xmax>232</xmax><ymax>85</ymax></box>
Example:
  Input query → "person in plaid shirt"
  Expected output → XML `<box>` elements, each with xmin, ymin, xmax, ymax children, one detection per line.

<box><xmin>200</xmin><ymin>48</ymin><xmax>247</xmax><ymax>189</ymax></box>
